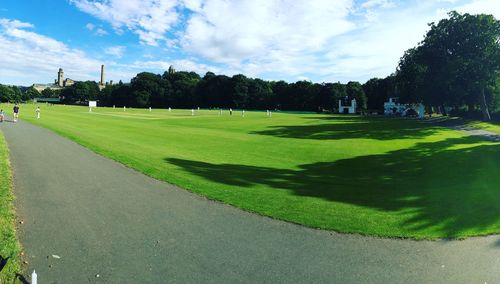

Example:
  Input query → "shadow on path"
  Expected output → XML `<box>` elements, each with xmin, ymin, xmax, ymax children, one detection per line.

<box><xmin>166</xmin><ymin>136</ymin><xmax>500</xmax><ymax>237</ymax></box>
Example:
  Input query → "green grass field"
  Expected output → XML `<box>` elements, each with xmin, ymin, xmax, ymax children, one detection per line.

<box><xmin>0</xmin><ymin>130</ymin><xmax>21</xmax><ymax>283</ymax></box>
<box><xmin>3</xmin><ymin>103</ymin><xmax>499</xmax><ymax>239</ymax></box>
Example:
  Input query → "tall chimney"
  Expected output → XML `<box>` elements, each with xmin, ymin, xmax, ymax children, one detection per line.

<box><xmin>100</xmin><ymin>64</ymin><xmax>104</xmax><ymax>85</ymax></box>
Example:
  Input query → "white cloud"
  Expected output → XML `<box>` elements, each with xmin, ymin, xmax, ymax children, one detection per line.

<box><xmin>181</xmin><ymin>0</ymin><xmax>203</xmax><ymax>12</ymax></box>
<box><xmin>0</xmin><ymin>18</ymin><xmax>104</xmax><ymax>85</ymax></box>
<box><xmin>0</xmin><ymin>18</ymin><xmax>34</xmax><ymax>29</ymax></box>
<box><xmin>95</xmin><ymin>27</ymin><xmax>108</xmax><ymax>36</ymax></box>
<box><xmin>86</xmin><ymin>22</ymin><xmax>108</xmax><ymax>36</ymax></box>
<box><xmin>455</xmin><ymin>0</ymin><xmax>500</xmax><ymax>18</ymax></box>
<box><xmin>361</xmin><ymin>0</ymin><xmax>395</xmax><ymax>9</ymax></box>
<box><xmin>182</xmin><ymin>0</ymin><xmax>353</xmax><ymax>62</ymax></box>
<box><xmin>178</xmin><ymin>0</ymin><xmax>500</xmax><ymax>83</ymax></box>
<box><xmin>70</xmin><ymin>0</ymin><xmax>179</xmax><ymax>46</ymax></box>
<box><xmin>85</xmin><ymin>22</ymin><xmax>95</xmax><ymax>30</ymax></box>
<box><xmin>180</xmin><ymin>0</ymin><xmax>355</xmax><ymax>81</ymax></box>
<box><xmin>104</xmin><ymin>46</ymin><xmax>125</xmax><ymax>58</ymax></box>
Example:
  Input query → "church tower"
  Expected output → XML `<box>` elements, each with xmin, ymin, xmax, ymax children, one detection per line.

<box><xmin>57</xmin><ymin>68</ymin><xmax>64</xmax><ymax>87</ymax></box>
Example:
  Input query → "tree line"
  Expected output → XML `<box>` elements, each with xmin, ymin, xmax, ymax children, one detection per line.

<box><xmin>96</xmin><ymin>72</ymin><xmax>371</xmax><ymax>112</ymax></box>
<box><xmin>0</xmin><ymin>11</ymin><xmax>498</xmax><ymax>119</ymax></box>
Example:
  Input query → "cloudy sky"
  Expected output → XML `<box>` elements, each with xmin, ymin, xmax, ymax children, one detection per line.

<box><xmin>0</xmin><ymin>0</ymin><xmax>498</xmax><ymax>86</ymax></box>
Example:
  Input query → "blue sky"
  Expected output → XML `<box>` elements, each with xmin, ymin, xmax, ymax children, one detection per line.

<box><xmin>0</xmin><ymin>0</ymin><xmax>498</xmax><ymax>86</ymax></box>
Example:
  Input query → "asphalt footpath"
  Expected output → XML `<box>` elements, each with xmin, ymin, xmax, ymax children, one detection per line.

<box><xmin>1</xmin><ymin>119</ymin><xmax>499</xmax><ymax>283</ymax></box>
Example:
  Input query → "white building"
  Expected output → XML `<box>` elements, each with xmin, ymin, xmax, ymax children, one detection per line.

<box><xmin>338</xmin><ymin>97</ymin><xmax>357</xmax><ymax>114</ymax></box>
<box><xmin>384</xmin><ymin>97</ymin><xmax>425</xmax><ymax>118</ymax></box>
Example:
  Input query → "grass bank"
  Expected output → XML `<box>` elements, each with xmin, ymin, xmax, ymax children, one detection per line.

<box><xmin>0</xmin><ymin>130</ymin><xmax>21</xmax><ymax>283</ymax></box>
<box><xmin>468</xmin><ymin>121</ymin><xmax>500</xmax><ymax>134</ymax></box>
<box><xmin>8</xmin><ymin>103</ymin><xmax>500</xmax><ymax>239</ymax></box>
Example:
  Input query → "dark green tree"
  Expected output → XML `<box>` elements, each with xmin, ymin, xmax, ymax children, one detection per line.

<box><xmin>363</xmin><ymin>76</ymin><xmax>397</xmax><ymax>112</ymax></box>
<box><xmin>0</xmin><ymin>84</ymin><xmax>15</xmax><ymax>102</ymax></box>
<box><xmin>24</xmin><ymin>87</ymin><xmax>41</xmax><ymax>100</ymax></box>
<box><xmin>397</xmin><ymin>11</ymin><xmax>500</xmax><ymax>120</ymax></box>
<box><xmin>346</xmin><ymin>81</ymin><xmax>367</xmax><ymax>110</ymax></box>
<box><xmin>61</xmin><ymin>81</ymin><xmax>99</xmax><ymax>103</ymax></box>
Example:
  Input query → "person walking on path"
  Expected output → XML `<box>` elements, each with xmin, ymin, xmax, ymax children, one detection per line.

<box><xmin>0</xmin><ymin>109</ymin><xmax>4</xmax><ymax>122</ymax></box>
<box><xmin>35</xmin><ymin>106</ymin><xmax>41</xmax><ymax>119</ymax></box>
<box><xmin>13</xmin><ymin>104</ymin><xmax>20</xmax><ymax>122</ymax></box>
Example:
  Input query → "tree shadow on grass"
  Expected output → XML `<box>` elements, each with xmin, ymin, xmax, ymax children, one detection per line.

<box><xmin>0</xmin><ymin>256</ymin><xmax>8</xmax><ymax>273</ymax></box>
<box><xmin>166</xmin><ymin>136</ymin><xmax>500</xmax><ymax>237</ymax></box>
<box><xmin>252</xmin><ymin>116</ymin><xmax>440</xmax><ymax>140</ymax></box>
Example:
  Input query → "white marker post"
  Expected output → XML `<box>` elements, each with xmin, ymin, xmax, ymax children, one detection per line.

<box><xmin>149</xmin><ymin>107</ymin><xmax>152</xmax><ymax>112</ymax></box>
<box><xmin>89</xmin><ymin>101</ymin><xmax>97</xmax><ymax>113</ymax></box>
<box><xmin>168</xmin><ymin>107</ymin><xmax>171</xmax><ymax>112</ymax></box>
<box><xmin>32</xmin><ymin>270</ymin><xmax>37</xmax><ymax>284</ymax></box>
<box><xmin>124</xmin><ymin>106</ymin><xmax>126</xmax><ymax>111</ymax></box>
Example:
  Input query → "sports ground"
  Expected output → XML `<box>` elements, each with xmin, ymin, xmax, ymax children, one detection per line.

<box><xmin>0</xmin><ymin>104</ymin><xmax>499</xmax><ymax>282</ymax></box>
<box><xmin>6</xmin><ymin>104</ymin><xmax>500</xmax><ymax>239</ymax></box>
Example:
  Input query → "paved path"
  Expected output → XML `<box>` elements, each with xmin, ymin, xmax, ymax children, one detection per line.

<box><xmin>1</xmin><ymin>120</ymin><xmax>499</xmax><ymax>283</ymax></box>
<box><xmin>449</xmin><ymin>125</ymin><xmax>500</xmax><ymax>142</ymax></box>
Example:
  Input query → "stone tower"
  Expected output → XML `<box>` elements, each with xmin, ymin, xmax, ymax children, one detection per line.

<box><xmin>57</xmin><ymin>68</ymin><xmax>64</xmax><ymax>87</ymax></box>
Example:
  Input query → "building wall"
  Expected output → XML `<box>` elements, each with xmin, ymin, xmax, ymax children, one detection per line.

<box><xmin>64</xmin><ymin>79</ymin><xmax>75</xmax><ymax>87</ymax></box>
<box><xmin>32</xmin><ymin>84</ymin><xmax>62</xmax><ymax>93</ymax></box>
<box><xmin>338</xmin><ymin>99</ymin><xmax>357</xmax><ymax>114</ymax></box>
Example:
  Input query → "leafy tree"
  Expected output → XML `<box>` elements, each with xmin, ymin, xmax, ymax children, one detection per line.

<box><xmin>163</xmin><ymin>71</ymin><xmax>201</xmax><ymax>108</ymax></box>
<box><xmin>230</xmin><ymin>74</ymin><xmax>250</xmax><ymax>108</ymax></box>
<box><xmin>346</xmin><ymin>81</ymin><xmax>367</xmax><ymax>110</ymax></box>
<box><xmin>0</xmin><ymin>84</ymin><xmax>15</xmax><ymax>102</ymax></box>
<box><xmin>99</xmin><ymin>84</ymin><xmax>116</xmax><ymax>106</ymax></box>
<box><xmin>197</xmin><ymin>73</ymin><xmax>232</xmax><ymax>108</ymax></box>
<box><xmin>24</xmin><ymin>87</ymin><xmax>41</xmax><ymax>100</ymax></box>
<box><xmin>397</xmin><ymin>11</ymin><xmax>500</xmax><ymax>120</ymax></box>
<box><xmin>316</xmin><ymin>83</ymin><xmax>337</xmax><ymax>112</ymax></box>
<box><xmin>130</xmin><ymin>72</ymin><xmax>162</xmax><ymax>107</ymax></box>
<box><xmin>61</xmin><ymin>81</ymin><xmax>99</xmax><ymax>103</ymax></box>
<box><xmin>41</xmin><ymin>88</ymin><xmax>61</xmax><ymax>98</ymax></box>
<box><xmin>110</xmin><ymin>84</ymin><xmax>132</xmax><ymax>107</ymax></box>
<box><xmin>271</xmin><ymin>80</ymin><xmax>289</xmax><ymax>110</ymax></box>
<box><xmin>248</xmin><ymin>78</ymin><xmax>273</xmax><ymax>109</ymax></box>
<box><xmin>363</xmin><ymin>76</ymin><xmax>395</xmax><ymax>111</ymax></box>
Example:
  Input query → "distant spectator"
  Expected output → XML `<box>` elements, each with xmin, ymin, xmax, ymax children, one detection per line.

<box><xmin>13</xmin><ymin>104</ymin><xmax>19</xmax><ymax>122</ymax></box>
